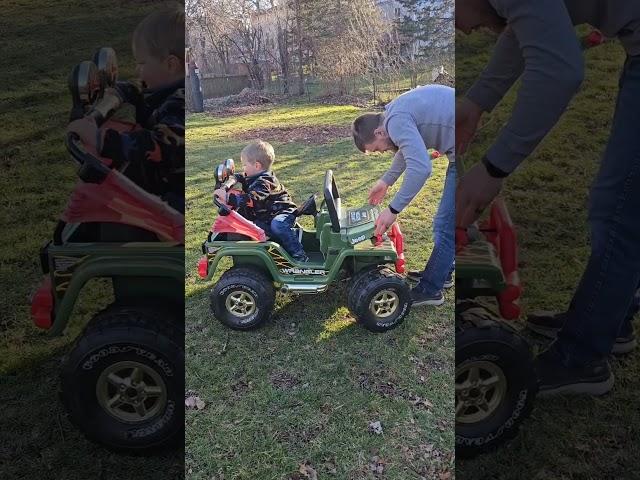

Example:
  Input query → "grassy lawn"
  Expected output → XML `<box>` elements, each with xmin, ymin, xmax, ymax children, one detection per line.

<box><xmin>0</xmin><ymin>1</ymin><xmax>182</xmax><ymax>478</ymax></box>
<box><xmin>185</xmin><ymin>103</ymin><xmax>455</xmax><ymax>478</ymax></box>
<box><xmin>456</xmin><ymin>30</ymin><xmax>640</xmax><ymax>478</ymax></box>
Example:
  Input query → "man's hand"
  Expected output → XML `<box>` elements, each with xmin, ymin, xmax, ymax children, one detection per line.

<box><xmin>213</xmin><ymin>188</ymin><xmax>227</xmax><ymax>203</ymax></box>
<box><xmin>374</xmin><ymin>207</ymin><xmax>397</xmax><ymax>236</ymax></box>
<box><xmin>456</xmin><ymin>97</ymin><xmax>483</xmax><ymax>155</ymax></box>
<box><xmin>456</xmin><ymin>162</ymin><xmax>503</xmax><ymax>228</ymax></box>
<box><xmin>67</xmin><ymin>118</ymin><xmax>99</xmax><ymax>148</ymax></box>
<box><xmin>368</xmin><ymin>179</ymin><xmax>389</xmax><ymax>205</ymax></box>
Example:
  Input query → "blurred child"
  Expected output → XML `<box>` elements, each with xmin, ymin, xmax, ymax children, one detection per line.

<box><xmin>67</xmin><ymin>7</ymin><xmax>185</xmax><ymax>212</ymax></box>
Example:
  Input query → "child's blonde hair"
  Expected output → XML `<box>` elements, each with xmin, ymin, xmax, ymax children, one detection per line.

<box><xmin>241</xmin><ymin>140</ymin><xmax>275</xmax><ymax>170</ymax></box>
<box><xmin>133</xmin><ymin>5</ymin><xmax>185</xmax><ymax>62</ymax></box>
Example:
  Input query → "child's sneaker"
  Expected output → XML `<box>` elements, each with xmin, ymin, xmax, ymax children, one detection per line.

<box><xmin>294</xmin><ymin>254</ymin><xmax>309</xmax><ymax>263</ymax></box>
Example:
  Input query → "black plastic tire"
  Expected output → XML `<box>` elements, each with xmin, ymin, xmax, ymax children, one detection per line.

<box><xmin>347</xmin><ymin>267</ymin><xmax>411</xmax><ymax>332</ymax></box>
<box><xmin>455</xmin><ymin>302</ymin><xmax>537</xmax><ymax>458</ymax></box>
<box><xmin>210</xmin><ymin>267</ymin><xmax>275</xmax><ymax>330</ymax></box>
<box><xmin>59</xmin><ymin>306</ymin><xmax>184</xmax><ymax>453</ymax></box>
<box><xmin>346</xmin><ymin>264</ymin><xmax>382</xmax><ymax>313</ymax></box>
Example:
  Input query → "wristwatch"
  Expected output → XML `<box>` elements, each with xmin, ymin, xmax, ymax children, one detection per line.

<box><xmin>481</xmin><ymin>155</ymin><xmax>509</xmax><ymax>178</ymax></box>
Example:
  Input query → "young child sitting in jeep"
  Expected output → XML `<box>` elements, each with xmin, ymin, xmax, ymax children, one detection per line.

<box><xmin>214</xmin><ymin>140</ymin><xmax>308</xmax><ymax>263</ymax></box>
<box><xmin>67</xmin><ymin>7</ymin><xmax>185</xmax><ymax>213</ymax></box>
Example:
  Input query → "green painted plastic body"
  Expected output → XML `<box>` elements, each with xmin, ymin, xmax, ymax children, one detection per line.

<box><xmin>456</xmin><ymin>239</ymin><xmax>506</xmax><ymax>299</ymax></box>
<box><xmin>202</xmin><ymin>206</ymin><xmax>398</xmax><ymax>285</ymax></box>
<box><xmin>43</xmin><ymin>241</ymin><xmax>183</xmax><ymax>336</ymax></box>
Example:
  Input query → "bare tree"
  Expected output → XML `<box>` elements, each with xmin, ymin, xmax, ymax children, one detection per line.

<box><xmin>259</xmin><ymin>0</ymin><xmax>293</xmax><ymax>93</ymax></box>
<box><xmin>186</xmin><ymin>0</ymin><xmax>268</xmax><ymax>89</ymax></box>
<box><xmin>310</xmin><ymin>0</ymin><xmax>392</xmax><ymax>95</ymax></box>
<box><xmin>186</xmin><ymin>0</ymin><xmax>441</xmax><ymax>99</ymax></box>
<box><xmin>293</xmin><ymin>0</ymin><xmax>304</xmax><ymax>95</ymax></box>
<box><xmin>186</xmin><ymin>0</ymin><xmax>233</xmax><ymax>74</ymax></box>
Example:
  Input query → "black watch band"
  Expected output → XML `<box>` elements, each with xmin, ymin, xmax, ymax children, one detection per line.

<box><xmin>389</xmin><ymin>205</ymin><xmax>400</xmax><ymax>215</ymax></box>
<box><xmin>482</xmin><ymin>155</ymin><xmax>509</xmax><ymax>178</ymax></box>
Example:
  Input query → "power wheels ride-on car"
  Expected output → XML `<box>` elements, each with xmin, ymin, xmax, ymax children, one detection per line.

<box><xmin>455</xmin><ymin>197</ymin><xmax>537</xmax><ymax>457</ymax></box>
<box><xmin>30</xmin><ymin>48</ymin><xmax>185</xmax><ymax>452</ymax></box>
<box><xmin>197</xmin><ymin>155</ymin><xmax>445</xmax><ymax>332</ymax></box>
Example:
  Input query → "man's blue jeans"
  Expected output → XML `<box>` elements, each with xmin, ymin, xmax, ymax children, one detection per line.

<box><xmin>256</xmin><ymin>213</ymin><xmax>306</xmax><ymax>261</ymax></box>
<box><xmin>555</xmin><ymin>56</ymin><xmax>640</xmax><ymax>364</ymax></box>
<box><xmin>415</xmin><ymin>161</ymin><xmax>456</xmax><ymax>295</ymax></box>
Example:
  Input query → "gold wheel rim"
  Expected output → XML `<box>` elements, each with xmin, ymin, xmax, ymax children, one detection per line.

<box><xmin>225</xmin><ymin>291</ymin><xmax>257</xmax><ymax>317</ymax></box>
<box><xmin>456</xmin><ymin>360</ymin><xmax>507</xmax><ymax>424</ymax></box>
<box><xmin>369</xmin><ymin>289</ymin><xmax>400</xmax><ymax>318</ymax></box>
<box><xmin>96</xmin><ymin>360</ymin><xmax>167</xmax><ymax>424</ymax></box>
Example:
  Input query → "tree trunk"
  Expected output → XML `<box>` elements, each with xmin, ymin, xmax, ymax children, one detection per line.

<box><xmin>294</xmin><ymin>0</ymin><xmax>304</xmax><ymax>95</ymax></box>
<box><xmin>249</xmin><ymin>59</ymin><xmax>264</xmax><ymax>90</ymax></box>
<box><xmin>277</xmin><ymin>24</ymin><xmax>289</xmax><ymax>94</ymax></box>
<box><xmin>188</xmin><ymin>62</ymin><xmax>204</xmax><ymax>113</ymax></box>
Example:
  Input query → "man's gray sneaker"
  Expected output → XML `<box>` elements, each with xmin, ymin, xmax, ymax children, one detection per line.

<box><xmin>406</xmin><ymin>270</ymin><xmax>454</xmax><ymax>289</ymax></box>
<box><xmin>410</xmin><ymin>288</ymin><xmax>445</xmax><ymax>306</ymax></box>
<box><xmin>526</xmin><ymin>311</ymin><xmax>636</xmax><ymax>355</ymax></box>
<box><xmin>535</xmin><ymin>347</ymin><xmax>614</xmax><ymax>397</ymax></box>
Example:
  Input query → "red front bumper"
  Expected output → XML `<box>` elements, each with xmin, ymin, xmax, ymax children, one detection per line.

<box><xmin>31</xmin><ymin>276</ymin><xmax>54</xmax><ymax>329</ymax></box>
<box><xmin>197</xmin><ymin>256</ymin><xmax>209</xmax><ymax>279</ymax></box>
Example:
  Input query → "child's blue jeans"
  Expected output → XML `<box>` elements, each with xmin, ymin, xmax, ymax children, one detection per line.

<box><xmin>255</xmin><ymin>213</ymin><xmax>307</xmax><ymax>261</ymax></box>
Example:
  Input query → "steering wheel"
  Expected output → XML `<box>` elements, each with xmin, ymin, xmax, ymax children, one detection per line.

<box><xmin>295</xmin><ymin>193</ymin><xmax>318</xmax><ymax>217</ymax></box>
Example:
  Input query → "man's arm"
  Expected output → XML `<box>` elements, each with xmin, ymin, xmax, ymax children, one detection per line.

<box><xmin>386</xmin><ymin>114</ymin><xmax>432</xmax><ymax>213</ymax></box>
<box><xmin>470</xmin><ymin>0</ymin><xmax>584</xmax><ymax>174</ymax></box>
<box><xmin>466</xmin><ymin>27</ymin><xmax>525</xmax><ymax>114</ymax></box>
<box><xmin>380</xmin><ymin>150</ymin><xmax>406</xmax><ymax>187</ymax></box>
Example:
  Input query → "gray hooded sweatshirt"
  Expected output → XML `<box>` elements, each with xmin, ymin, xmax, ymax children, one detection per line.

<box><xmin>380</xmin><ymin>84</ymin><xmax>455</xmax><ymax>213</ymax></box>
<box><xmin>466</xmin><ymin>0</ymin><xmax>640</xmax><ymax>174</ymax></box>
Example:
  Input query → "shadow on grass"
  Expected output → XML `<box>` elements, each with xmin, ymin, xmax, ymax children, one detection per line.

<box><xmin>0</xmin><ymin>345</ymin><xmax>183</xmax><ymax>480</ymax></box>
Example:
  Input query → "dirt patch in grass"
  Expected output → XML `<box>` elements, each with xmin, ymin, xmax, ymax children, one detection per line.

<box><xmin>356</xmin><ymin>371</ymin><xmax>434</xmax><ymax>411</ymax></box>
<box><xmin>205</xmin><ymin>104</ymin><xmax>276</xmax><ymax>118</ymax></box>
<box><xmin>203</xmin><ymin>88</ymin><xmax>288</xmax><ymax>116</ymax></box>
<box><xmin>314</xmin><ymin>93</ymin><xmax>372</xmax><ymax>108</ymax></box>
<box><xmin>274</xmin><ymin>422</ymin><xmax>326</xmax><ymax>446</ymax></box>
<box><xmin>236</xmin><ymin>124</ymin><xmax>351</xmax><ymax>145</ymax></box>
<box><xmin>270</xmin><ymin>370</ymin><xmax>301</xmax><ymax>390</ymax></box>
<box><xmin>400</xmin><ymin>442</ymin><xmax>454</xmax><ymax>479</ymax></box>
<box><xmin>229</xmin><ymin>378</ymin><xmax>250</xmax><ymax>399</ymax></box>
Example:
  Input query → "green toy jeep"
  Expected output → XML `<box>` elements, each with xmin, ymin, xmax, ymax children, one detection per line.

<box><xmin>198</xmin><ymin>163</ymin><xmax>412</xmax><ymax>333</ymax></box>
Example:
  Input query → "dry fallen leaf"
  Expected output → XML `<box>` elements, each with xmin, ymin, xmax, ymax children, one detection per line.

<box><xmin>185</xmin><ymin>395</ymin><xmax>206</xmax><ymax>410</ymax></box>
<box><xmin>413</xmin><ymin>397</ymin><xmax>433</xmax><ymax>410</ymax></box>
<box><xmin>298</xmin><ymin>461</ymin><xmax>318</xmax><ymax>480</ymax></box>
<box><xmin>368</xmin><ymin>421</ymin><xmax>383</xmax><ymax>435</ymax></box>
<box><xmin>323</xmin><ymin>459</ymin><xmax>337</xmax><ymax>475</ymax></box>
<box><xmin>369</xmin><ymin>455</ymin><xmax>385</xmax><ymax>475</ymax></box>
